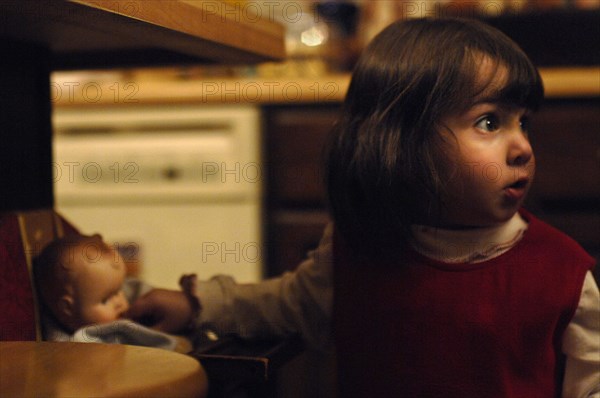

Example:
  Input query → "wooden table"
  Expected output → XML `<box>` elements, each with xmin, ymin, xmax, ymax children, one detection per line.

<box><xmin>0</xmin><ymin>341</ymin><xmax>208</xmax><ymax>398</ymax></box>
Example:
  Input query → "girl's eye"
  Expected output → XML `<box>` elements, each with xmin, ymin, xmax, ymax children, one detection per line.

<box><xmin>475</xmin><ymin>115</ymin><xmax>500</xmax><ymax>133</ymax></box>
<box><xmin>519</xmin><ymin>116</ymin><xmax>530</xmax><ymax>132</ymax></box>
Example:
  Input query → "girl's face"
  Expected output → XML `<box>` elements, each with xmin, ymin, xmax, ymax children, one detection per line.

<box><xmin>436</xmin><ymin>61</ymin><xmax>535</xmax><ymax>228</ymax></box>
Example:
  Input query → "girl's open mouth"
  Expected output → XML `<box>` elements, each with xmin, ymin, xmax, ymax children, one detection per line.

<box><xmin>504</xmin><ymin>178</ymin><xmax>529</xmax><ymax>200</ymax></box>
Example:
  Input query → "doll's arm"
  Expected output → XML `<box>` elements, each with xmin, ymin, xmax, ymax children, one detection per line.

<box><xmin>562</xmin><ymin>272</ymin><xmax>600</xmax><ymax>398</ymax></box>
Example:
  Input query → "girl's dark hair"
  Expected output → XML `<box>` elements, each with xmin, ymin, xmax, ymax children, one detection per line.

<box><xmin>326</xmin><ymin>17</ymin><xmax>544</xmax><ymax>255</ymax></box>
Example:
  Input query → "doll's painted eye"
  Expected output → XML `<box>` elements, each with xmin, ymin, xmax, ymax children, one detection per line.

<box><xmin>102</xmin><ymin>291</ymin><xmax>117</xmax><ymax>305</ymax></box>
<box><xmin>475</xmin><ymin>114</ymin><xmax>500</xmax><ymax>132</ymax></box>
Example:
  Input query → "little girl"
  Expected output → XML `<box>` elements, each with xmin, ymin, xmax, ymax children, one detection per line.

<box><xmin>327</xmin><ymin>18</ymin><xmax>597</xmax><ymax>397</ymax></box>
<box><xmin>127</xmin><ymin>18</ymin><xmax>599</xmax><ymax>397</ymax></box>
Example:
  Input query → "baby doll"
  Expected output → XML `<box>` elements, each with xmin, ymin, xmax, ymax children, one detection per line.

<box><xmin>34</xmin><ymin>234</ymin><xmax>189</xmax><ymax>351</ymax></box>
<box><xmin>34</xmin><ymin>234</ymin><xmax>129</xmax><ymax>332</ymax></box>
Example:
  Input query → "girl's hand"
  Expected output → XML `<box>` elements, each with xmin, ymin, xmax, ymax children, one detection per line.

<box><xmin>126</xmin><ymin>289</ymin><xmax>193</xmax><ymax>333</ymax></box>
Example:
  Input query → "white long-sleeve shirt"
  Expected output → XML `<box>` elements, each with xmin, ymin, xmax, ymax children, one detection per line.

<box><xmin>193</xmin><ymin>215</ymin><xmax>600</xmax><ymax>397</ymax></box>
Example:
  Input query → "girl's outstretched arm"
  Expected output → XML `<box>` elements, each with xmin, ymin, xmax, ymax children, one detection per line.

<box><xmin>127</xmin><ymin>224</ymin><xmax>334</xmax><ymax>350</ymax></box>
<box><xmin>191</xmin><ymin>224</ymin><xmax>334</xmax><ymax>350</ymax></box>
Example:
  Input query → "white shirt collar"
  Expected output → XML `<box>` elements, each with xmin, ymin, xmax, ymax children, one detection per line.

<box><xmin>409</xmin><ymin>212</ymin><xmax>528</xmax><ymax>264</ymax></box>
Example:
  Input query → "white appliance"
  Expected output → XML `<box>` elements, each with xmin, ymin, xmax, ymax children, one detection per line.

<box><xmin>52</xmin><ymin>105</ymin><xmax>263</xmax><ymax>289</ymax></box>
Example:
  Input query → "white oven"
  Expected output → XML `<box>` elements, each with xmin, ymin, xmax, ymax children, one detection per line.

<box><xmin>52</xmin><ymin>105</ymin><xmax>263</xmax><ymax>289</ymax></box>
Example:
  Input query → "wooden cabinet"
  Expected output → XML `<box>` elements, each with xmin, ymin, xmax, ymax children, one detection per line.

<box><xmin>526</xmin><ymin>98</ymin><xmax>600</xmax><ymax>281</ymax></box>
<box><xmin>484</xmin><ymin>10</ymin><xmax>599</xmax><ymax>67</ymax></box>
<box><xmin>263</xmin><ymin>104</ymin><xmax>340</xmax><ymax>276</ymax></box>
<box><xmin>528</xmin><ymin>99</ymin><xmax>600</xmax><ymax>201</ymax></box>
<box><xmin>264</xmin><ymin>105</ymin><xmax>338</xmax><ymax>207</ymax></box>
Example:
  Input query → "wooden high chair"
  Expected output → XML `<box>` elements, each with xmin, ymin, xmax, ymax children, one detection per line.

<box><xmin>0</xmin><ymin>209</ymin><xmax>209</xmax><ymax>397</ymax></box>
<box><xmin>0</xmin><ymin>209</ymin><xmax>78</xmax><ymax>341</ymax></box>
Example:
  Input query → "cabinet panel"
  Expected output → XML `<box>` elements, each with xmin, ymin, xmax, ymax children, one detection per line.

<box><xmin>263</xmin><ymin>105</ymin><xmax>339</xmax><ymax>277</ymax></box>
<box><xmin>529</xmin><ymin>99</ymin><xmax>600</xmax><ymax>200</ymax></box>
<box><xmin>264</xmin><ymin>105</ymin><xmax>341</xmax><ymax>208</ymax></box>
<box><xmin>268</xmin><ymin>211</ymin><xmax>330</xmax><ymax>277</ymax></box>
<box><xmin>526</xmin><ymin>98</ymin><xmax>600</xmax><ymax>282</ymax></box>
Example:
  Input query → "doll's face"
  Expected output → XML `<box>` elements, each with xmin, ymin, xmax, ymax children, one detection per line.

<box><xmin>62</xmin><ymin>235</ymin><xmax>129</xmax><ymax>330</ymax></box>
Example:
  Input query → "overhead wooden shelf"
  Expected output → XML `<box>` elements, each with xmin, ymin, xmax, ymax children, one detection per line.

<box><xmin>0</xmin><ymin>0</ymin><xmax>286</xmax><ymax>69</ymax></box>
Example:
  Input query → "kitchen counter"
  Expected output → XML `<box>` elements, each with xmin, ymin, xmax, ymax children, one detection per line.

<box><xmin>52</xmin><ymin>67</ymin><xmax>600</xmax><ymax>107</ymax></box>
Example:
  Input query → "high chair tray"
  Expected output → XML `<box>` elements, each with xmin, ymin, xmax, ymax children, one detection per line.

<box><xmin>0</xmin><ymin>341</ymin><xmax>207</xmax><ymax>398</ymax></box>
<box><xmin>190</xmin><ymin>335</ymin><xmax>303</xmax><ymax>386</ymax></box>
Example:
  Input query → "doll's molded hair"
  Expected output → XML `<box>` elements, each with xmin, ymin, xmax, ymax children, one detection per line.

<box><xmin>33</xmin><ymin>236</ymin><xmax>86</xmax><ymax>325</ymax></box>
<box><xmin>326</xmin><ymin>17</ymin><xmax>543</xmax><ymax>255</ymax></box>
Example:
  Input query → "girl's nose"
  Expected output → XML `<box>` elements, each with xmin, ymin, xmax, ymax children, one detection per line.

<box><xmin>507</xmin><ymin>129</ymin><xmax>533</xmax><ymax>167</ymax></box>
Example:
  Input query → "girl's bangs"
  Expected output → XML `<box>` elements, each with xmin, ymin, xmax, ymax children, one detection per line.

<box><xmin>461</xmin><ymin>47</ymin><xmax>544</xmax><ymax>111</ymax></box>
<box><xmin>494</xmin><ymin>57</ymin><xmax>544</xmax><ymax>110</ymax></box>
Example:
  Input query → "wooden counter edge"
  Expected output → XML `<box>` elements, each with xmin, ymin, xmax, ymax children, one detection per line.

<box><xmin>71</xmin><ymin>0</ymin><xmax>286</xmax><ymax>62</ymax></box>
<box><xmin>539</xmin><ymin>67</ymin><xmax>600</xmax><ymax>98</ymax></box>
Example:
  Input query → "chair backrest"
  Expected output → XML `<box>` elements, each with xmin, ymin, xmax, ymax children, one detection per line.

<box><xmin>0</xmin><ymin>209</ymin><xmax>77</xmax><ymax>341</ymax></box>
